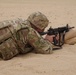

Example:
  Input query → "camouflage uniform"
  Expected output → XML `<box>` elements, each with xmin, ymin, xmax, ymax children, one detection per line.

<box><xmin>0</xmin><ymin>12</ymin><xmax>53</xmax><ymax>60</ymax></box>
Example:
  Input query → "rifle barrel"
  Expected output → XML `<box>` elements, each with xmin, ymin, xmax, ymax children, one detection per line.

<box><xmin>69</xmin><ymin>26</ymin><xmax>75</xmax><ymax>29</ymax></box>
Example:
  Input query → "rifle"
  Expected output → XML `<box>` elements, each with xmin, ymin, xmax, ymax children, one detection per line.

<box><xmin>40</xmin><ymin>24</ymin><xmax>74</xmax><ymax>47</ymax></box>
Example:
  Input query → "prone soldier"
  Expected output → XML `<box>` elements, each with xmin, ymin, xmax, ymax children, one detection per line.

<box><xmin>0</xmin><ymin>12</ymin><xmax>53</xmax><ymax>60</ymax></box>
<box><xmin>0</xmin><ymin>12</ymin><xmax>76</xmax><ymax>60</ymax></box>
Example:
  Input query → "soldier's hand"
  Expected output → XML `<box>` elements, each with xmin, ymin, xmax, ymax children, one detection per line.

<box><xmin>45</xmin><ymin>34</ymin><xmax>59</xmax><ymax>43</ymax></box>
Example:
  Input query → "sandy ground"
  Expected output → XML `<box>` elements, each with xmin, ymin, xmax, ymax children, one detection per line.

<box><xmin>0</xmin><ymin>0</ymin><xmax>76</xmax><ymax>75</ymax></box>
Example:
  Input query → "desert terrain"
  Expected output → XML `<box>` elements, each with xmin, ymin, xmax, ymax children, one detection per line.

<box><xmin>0</xmin><ymin>0</ymin><xmax>76</xmax><ymax>75</ymax></box>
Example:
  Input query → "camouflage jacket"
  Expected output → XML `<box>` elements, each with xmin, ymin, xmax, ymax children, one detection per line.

<box><xmin>0</xmin><ymin>18</ymin><xmax>53</xmax><ymax>60</ymax></box>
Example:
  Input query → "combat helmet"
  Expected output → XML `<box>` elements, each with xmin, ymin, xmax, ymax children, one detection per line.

<box><xmin>27</xmin><ymin>12</ymin><xmax>49</xmax><ymax>31</ymax></box>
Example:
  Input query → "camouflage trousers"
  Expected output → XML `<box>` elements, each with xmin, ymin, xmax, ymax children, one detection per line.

<box><xmin>0</xmin><ymin>38</ymin><xmax>19</xmax><ymax>60</ymax></box>
<box><xmin>0</xmin><ymin>21</ymin><xmax>32</xmax><ymax>60</ymax></box>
